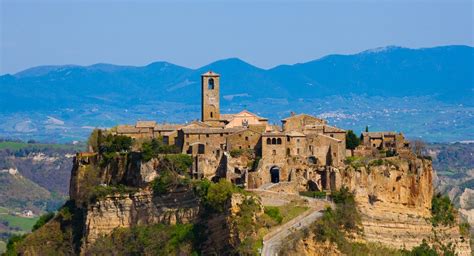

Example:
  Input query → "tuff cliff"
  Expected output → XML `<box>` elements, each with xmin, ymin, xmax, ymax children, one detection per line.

<box><xmin>14</xmin><ymin>153</ymin><xmax>264</xmax><ymax>255</ymax></box>
<box><xmin>285</xmin><ymin>155</ymin><xmax>471</xmax><ymax>255</ymax></box>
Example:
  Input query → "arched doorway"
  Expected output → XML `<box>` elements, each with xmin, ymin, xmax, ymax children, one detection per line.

<box><xmin>270</xmin><ymin>166</ymin><xmax>280</xmax><ymax>183</ymax></box>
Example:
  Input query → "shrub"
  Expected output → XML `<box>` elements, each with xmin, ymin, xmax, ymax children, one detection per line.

<box><xmin>204</xmin><ymin>179</ymin><xmax>237</xmax><ymax>213</ymax></box>
<box><xmin>32</xmin><ymin>212</ymin><xmax>55</xmax><ymax>231</ymax></box>
<box><xmin>403</xmin><ymin>239</ymin><xmax>438</xmax><ymax>256</ymax></box>
<box><xmin>230</xmin><ymin>149</ymin><xmax>244</xmax><ymax>158</ymax></box>
<box><xmin>299</xmin><ymin>191</ymin><xmax>326</xmax><ymax>199</ymax></box>
<box><xmin>459</xmin><ymin>222</ymin><xmax>470</xmax><ymax>237</ymax></box>
<box><xmin>141</xmin><ymin>138</ymin><xmax>180</xmax><ymax>162</ymax></box>
<box><xmin>369</xmin><ymin>159</ymin><xmax>384</xmax><ymax>166</ymax></box>
<box><xmin>90</xmin><ymin>184</ymin><xmax>137</xmax><ymax>202</ymax></box>
<box><xmin>4</xmin><ymin>234</ymin><xmax>27</xmax><ymax>256</ymax></box>
<box><xmin>431</xmin><ymin>193</ymin><xmax>456</xmax><ymax>226</ymax></box>
<box><xmin>264</xmin><ymin>206</ymin><xmax>283</xmax><ymax>224</ymax></box>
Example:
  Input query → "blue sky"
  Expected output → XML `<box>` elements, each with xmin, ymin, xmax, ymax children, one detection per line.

<box><xmin>0</xmin><ymin>0</ymin><xmax>472</xmax><ymax>74</ymax></box>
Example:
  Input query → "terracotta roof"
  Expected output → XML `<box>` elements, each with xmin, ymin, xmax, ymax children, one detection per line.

<box><xmin>181</xmin><ymin>127</ymin><xmax>245</xmax><ymax>134</ymax></box>
<box><xmin>136</xmin><ymin>121</ymin><xmax>156</xmax><ymax>128</ymax></box>
<box><xmin>286</xmin><ymin>131</ymin><xmax>306</xmax><ymax>137</ymax></box>
<box><xmin>116</xmin><ymin>125</ymin><xmax>140</xmax><ymax>133</ymax></box>
<box><xmin>162</xmin><ymin>131</ymin><xmax>177</xmax><ymax>136</ymax></box>
<box><xmin>201</xmin><ymin>70</ymin><xmax>220</xmax><ymax>77</ymax></box>
<box><xmin>154</xmin><ymin>124</ymin><xmax>182</xmax><ymax>131</ymax></box>
<box><xmin>318</xmin><ymin>134</ymin><xmax>342</xmax><ymax>142</ymax></box>
<box><xmin>323</xmin><ymin>125</ymin><xmax>346</xmax><ymax>133</ymax></box>
<box><xmin>362</xmin><ymin>132</ymin><xmax>397</xmax><ymax>138</ymax></box>
<box><xmin>281</xmin><ymin>113</ymin><xmax>326</xmax><ymax>123</ymax></box>
<box><xmin>220</xmin><ymin>114</ymin><xmax>235</xmax><ymax>121</ymax></box>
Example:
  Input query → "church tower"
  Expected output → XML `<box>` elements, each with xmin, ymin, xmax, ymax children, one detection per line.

<box><xmin>201</xmin><ymin>71</ymin><xmax>220</xmax><ymax>122</ymax></box>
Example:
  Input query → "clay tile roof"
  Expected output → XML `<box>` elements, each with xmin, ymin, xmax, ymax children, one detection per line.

<box><xmin>287</xmin><ymin>131</ymin><xmax>306</xmax><ymax>137</ymax></box>
<box><xmin>319</xmin><ymin>134</ymin><xmax>342</xmax><ymax>142</ymax></box>
<box><xmin>136</xmin><ymin>121</ymin><xmax>156</xmax><ymax>128</ymax></box>
<box><xmin>181</xmin><ymin>127</ymin><xmax>245</xmax><ymax>134</ymax></box>
<box><xmin>220</xmin><ymin>114</ymin><xmax>235</xmax><ymax>121</ymax></box>
<box><xmin>282</xmin><ymin>113</ymin><xmax>325</xmax><ymax>122</ymax></box>
<box><xmin>154</xmin><ymin>124</ymin><xmax>182</xmax><ymax>131</ymax></box>
<box><xmin>362</xmin><ymin>132</ymin><xmax>397</xmax><ymax>138</ymax></box>
<box><xmin>201</xmin><ymin>70</ymin><xmax>220</xmax><ymax>77</ymax></box>
<box><xmin>116</xmin><ymin>125</ymin><xmax>140</xmax><ymax>133</ymax></box>
<box><xmin>323</xmin><ymin>125</ymin><xmax>346</xmax><ymax>133</ymax></box>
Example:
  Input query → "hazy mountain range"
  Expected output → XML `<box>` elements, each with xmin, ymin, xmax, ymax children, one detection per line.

<box><xmin>0</xmin><ymin>45</ymin><xmax>473</xmax><ymax>142</ymax></box>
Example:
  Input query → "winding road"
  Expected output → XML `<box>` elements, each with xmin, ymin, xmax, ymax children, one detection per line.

<box><xmin>261</xmin><ymin>208</ymin><xmax>323</xmax><ymax>256</ymax></box>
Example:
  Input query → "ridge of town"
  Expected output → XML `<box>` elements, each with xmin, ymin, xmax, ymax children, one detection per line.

<box><xmin>104</xmin><ymin>71</ymin><xmax>411</xmax><ymax>189</ymax></box>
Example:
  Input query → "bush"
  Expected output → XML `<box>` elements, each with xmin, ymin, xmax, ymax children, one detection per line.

<box><xmin>90</xmin><ymin>184</ymin><xmax>137</xmax><ymax>202</ymax></box>
<box><xmin>204</xmin><ymin>179</ymin><xmax>237</xmax><ymax>213</ymax></box>
<box><xmin>299</xmin><ymin>191</ymin><xmax>326</xmax><ymax>199</ymax></box>
<box><xmin>141</xmin><ymin>138</ymin><xmax>180</xmax><ymax>162</ymax></box>
<box><xmin>459</xmin><ymin>222</ymin><xmax>470</xmax><ymax>237</ymax></box>
<box><xmin>99</xmin><ymin>134</ymin><xmax>133</xmax><ymax>154</ymax></box>
<box><xmin>431</xmin><ymin>193</ymin><xmax>456</xmax><ymax>226</ymax></box>
<box><xmin>87</xmin><ymin>223</ymin><xmax>196</xmax><ymax>255</ymax></box>
<box><xmin>32</xmin><ymin>212</ymin><xmax>55</xmax><ymax>231</ymax></box>
<box><xmin>4</xmin><ymin>234</ymin><xmax>27</xmax><ymax>256</ymax></box>
<box><xmin>264</xmin><ymin>207</ymin><xmax>283</xmax><ymax>224</ymax></box>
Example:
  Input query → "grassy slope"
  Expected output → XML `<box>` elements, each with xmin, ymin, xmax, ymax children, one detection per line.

<box><xmin>0</xmin><ymin>141</ymin><xmax>84</xmax><ymax>151</ymax></box>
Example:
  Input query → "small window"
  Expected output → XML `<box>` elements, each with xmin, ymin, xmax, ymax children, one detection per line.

<box><xmin>277</xmin><ymin>138</ymin><xmax>282</xmax><ymax>144</ymax></box>
<box><xmin>198</xmin><ymin>144</ymin><xmax>205</xmax><ymax>154</ymax></box>
<box><xmin>267</xmin><ymin>138</ymin><xmax>271</xmax><ymax>144</ymax></box>
<box><xmin>286</xmin><ymin>148</ymin><xmax>290</xmax><ymax>156</ymax></box>
<box><xmin>245</xmin><ymin>136</ymin><xmax>249</xmax><ymax>141</ymax></box>
<box><xmin>297</xmin><ymin>148</ymin><xmax>300</xmax><ymax>154</ymax></box>
<box><xmin>272</xmin><ymin>149</ymin><xmax>276</xmax><ymax>155</ymax></box>
<box><xmin>272</xmin><ymin>138</ymin><xmax>277</xmax><ymax>144</ymax></box>
<box><xmin>210</xmin><ymin>112</ymin><xmax>213</xmax><ymax>118</ymax></box>
<box><xmin>297</xmin><ymin>139</ymin><xmax>300</xmax><ymax>143</ymax></box>
<box><xmin>208</xmin><ymin>78</ymin><xmax>215</xmax><ymax>90</ymax></box>
<box><xmin>186</xmin><ymin>134</ymin><xmax>189</xmax><ymax>138</ymax></box>
<box><xmin>239</xmin><ymin>146</ymin><xmax>242</xmax><ymax>149</ymax></box>
<box><xmin>287</xmin><ymin>137</ymin><xmax>290</xmax><ymax>142</ymax></box>
<box><xmin>206</xmin><ymin>134</ymin><xmax>209</xmax><ymax>138</ymax></box>
<box><xmin>330</xmin><ymin>134</ymin><xmax>334</xmax><ymax>138</ymax></box>
<box><xmin>220</xmin><ymin>133</ymin><xmax>223</xmax><ymax>137</ymax></box>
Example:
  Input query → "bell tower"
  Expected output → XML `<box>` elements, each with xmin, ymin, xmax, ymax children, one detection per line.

<box><xmin>201</xmin><ymin>71</ymin><xmax>220</xmax><ymax>122</ymax></box>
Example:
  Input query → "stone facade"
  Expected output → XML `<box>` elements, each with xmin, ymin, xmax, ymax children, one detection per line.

<box><xmin>108</xmin><ymin>72</ymin><xmax>361</xmax><ymax>191</ymax></box>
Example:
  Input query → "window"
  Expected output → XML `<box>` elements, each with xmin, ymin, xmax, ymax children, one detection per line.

<box><xmin>286</xmin><ymin>148</ymin><xmax>290</xmax><ymax>156</ymax></box>
<box><xmin>297</xmin><ymin>148</ymin><xmax>300</xmax><ymax>154</ymax></box>
<box><xmin>208</xmin><ymin>78</ymin><xmax>215</xmax><ymax>89</ymax></box>
<box><xmin>220</xmin><ymin>133</ymin><xmax>223</xmax><ymax>137</ymax></box>
<box><xmin>297</xmin><ymin>139</ymin><xmax>300</xmax><ymax>143</ymax></box>
<box><xmin>277</xmin><ymin>138</ymin><xmax>282</xmax><ymax>144</ymax></box>
<box><xmin>245</xmin><ymin>136</ymin><xmax>249</xmax><ymax>141</ymax></box>
<box><xmin>272</xmin><ymin>138</ymin><xmax>277</xmax><ymax>144</ymax></box>
<box><xmin>330</xmin><ymin>134</ymin><xmax>334</xmax><ymax>138</ymax></box>
<box><xmin>186</xmin><ymin>134</ymin><xmax>189</xmax><ymax>138</ymax></box>
<box><xmin>272</xmin><ymin>149</ymin><xmax>276</xmax><ymax>155</ymax></box>
<box><xmin>206</xmin><ymin>134</ymin><xmax>209</xmax><ymax>138</ymax></box>
<box><xmin>287</xmin><ymin>137</ymin><xmax>290</xmax><ymax>142</ymax></box>
<box><xmin>210</xmin><ymin>112</ymin><xmax>213</xmax><ymax>118</ymax></box>
<box><xmin>198</xmin><ymin>144</ymin><xmax>205</xmax><ymax>154</ymax></box>
<box><xmin>267</xmin><ymin>138</ymin><xmax>271</xmax><ymax>144</ymax></box>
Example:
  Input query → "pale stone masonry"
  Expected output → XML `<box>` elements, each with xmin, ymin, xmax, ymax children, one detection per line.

<box><xmin>112</xmin><ymin>71</ymin><xmax>410</xmax><ymax>191</ymax></box>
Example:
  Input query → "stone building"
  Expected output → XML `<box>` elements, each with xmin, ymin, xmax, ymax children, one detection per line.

<box><xmin>111</xmin><ymin>71</ymin><xmax>352</xmax><ymax>192</ymax></box>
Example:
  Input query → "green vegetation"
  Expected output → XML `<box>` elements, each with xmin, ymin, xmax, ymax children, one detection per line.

<box><xmin>344</xmin><ymin>156</ymin><xmax>367</xmax><ymax>169</ymax></box>
<box><xmin>141</xmin><ymin>138</ymin><xmax>180</xmax><ymax>162</ymax></box>
<box><xmin>459</xmin><ymin>222</ymin><xmax>470</xmax><ymax>237</ymax></box>
<box><xmin>369</xmin><ymin>159</ymin><xmax>385</xmax><ymax>166</ymax></box>
<box><xmin>31</xmin><ymin>212</ymin><xmax>54</xmax><ymax>231</ymax></box>
<box><xmin>151</xmin><ymin>154</ymin><xmax>193</xmax><ymax>196</ymax></box>
<box><xmin>0</xmin><ymin>141</ymin><xmax>84</xmax><ymax>152</ymax></box>
<box><xmin>264</xmin><ymin>207</ymin><xmax>283</xmax><ymax>224</ymax></box>
<box><xmin>4</xmin><ymin>200</ymin><xmax>86</xmax><ymax>255</ymax></box>
<box><xmin>90</xmin><ymin>184</ymin><xmax>138</xmax><ymax>202</ymax></box>
<box><xmin>88</xmin><ymin>223</ymin><xmax>196</xmax><ymax>255</ymax></box>
<box><xmin>247</xmin><ymin>156</ymin><xmax>261</xmax><ymax>171</ymax></box>
<box><xmin>229</xmin><ymin>148</ymin><xmax>254</xmax><ymax>158</ymax></box>
<box><xmin>0</xmin><ymin>214</ymin><xmax>39</xmax><ymax>232</ymax></box>
<box><xmin>197</xmin><ymin>179</ymin><xmax>239</xmax><ymax>213</ymax></box>
<box><xmin>299</xmin><ymin>191</ymin><xmax>327</xmax><ymax>199</ymax></box>
<box><xmin>346</xmin><ymin>130</ymin><xmax>361</xmax><ymax>150</ymax></box>
<box><xmin>430</xmin><ymin>193</ymin><xmax>456</xmax><ymax>227</ymax></box>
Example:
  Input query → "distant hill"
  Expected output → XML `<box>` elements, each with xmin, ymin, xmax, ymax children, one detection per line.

<box><xmin>1</xmin><ymin>45</ymin><xmax>472</xmax><ymax>112</ymax></box>
<box><xmin>0</xmin><ymin>45</ymin><xmax>473</xmax><ymax>142</ymax></box>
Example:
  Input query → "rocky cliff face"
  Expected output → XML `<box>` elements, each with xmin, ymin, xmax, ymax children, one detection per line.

<box><xmin>341</xmin><ymin>156</ymin><xmax>471</xmax><ymax>255</ymax></box>
<box><xmin>83</xmin><ymin>188</ymin><xmax>200</xmax><ymax>248</ymax></box>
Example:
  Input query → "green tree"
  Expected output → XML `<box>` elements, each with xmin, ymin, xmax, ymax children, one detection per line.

<box><xmin>32</xmin><ymin>212</ymin><xmax>55</xmax><ymax>231</ymax></box>
<box><xmin>346</xmin><ymin>130</ymin><xmax>361</xmax><ymax>150</ymax></box>
<box><xmin>431</xmin><ymin>193</ymin><xmax>456</xmax><ymax>226</ymax></box>
<box><xmin>87</xmin><ymin>128</ymin><xmax>101</xmax><ymax>152</ymax></box>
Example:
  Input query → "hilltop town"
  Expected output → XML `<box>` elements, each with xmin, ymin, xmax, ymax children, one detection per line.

<box><xmin>6</xmin><ymin>72</ymin><xmax>471</xmax><ymax>256</ymax></box>
<box><xmin>110</xmin><ymin>71</ymin><xmax>411</xmax><ymax>191</ymax></box>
